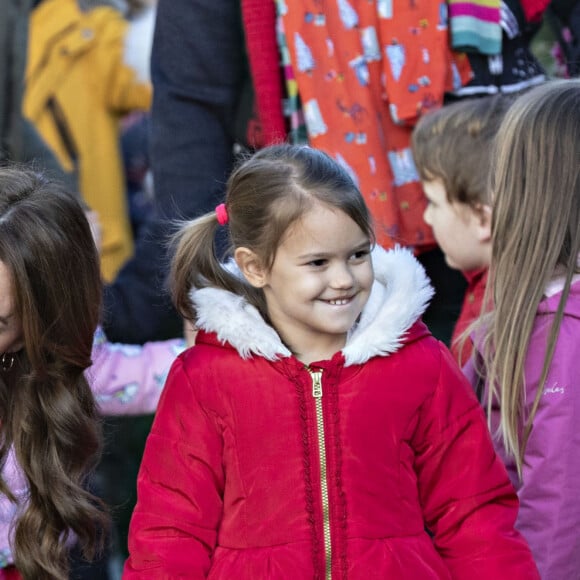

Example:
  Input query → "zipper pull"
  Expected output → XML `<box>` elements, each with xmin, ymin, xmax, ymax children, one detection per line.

<box><xmin>311</xmin><ymin>370</ymin><xmax>323</xmax><ymax>398</ymax></box>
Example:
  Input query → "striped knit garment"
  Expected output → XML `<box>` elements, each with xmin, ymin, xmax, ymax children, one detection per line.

<box><xmin>448</xmin><ymin>0</ymin><xmax>502</xmax><ymax>55</ymax></box>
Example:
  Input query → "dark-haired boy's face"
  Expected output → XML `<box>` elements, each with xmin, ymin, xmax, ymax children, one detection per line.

<box><xmin>422</xmin><ymin>179</ymin><xmax>490</xmax><ymax>273</ymax></box>
<box><xmin>0</xmin><ymin>261</ymin><xmax>24</xmax><ymax>356</ymax></box>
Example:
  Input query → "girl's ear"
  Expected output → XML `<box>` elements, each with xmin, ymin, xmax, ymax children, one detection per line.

<box><xmin>234</xmin><ymin>247</ymin><xmax>268</xmax><ymax>288</ymax></box>
<box><xmin>474</xmin><ymin>203</ymin><xmax>492</xmax><ymax>243</ymax></box>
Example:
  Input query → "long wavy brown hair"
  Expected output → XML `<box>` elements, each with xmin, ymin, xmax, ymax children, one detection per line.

<box><xmin>482</xmin><ymin>79</ymin><xmax>580</xmax><ymax>476</ymax></box>
<box><xmin>0</xmin><ymin>166</ymin><xmax>109</xmax><ymax>578</ymax></box>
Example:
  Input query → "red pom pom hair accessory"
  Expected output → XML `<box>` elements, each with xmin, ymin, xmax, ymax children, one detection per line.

<box><xmin>215</xmin><ymin>203</ymin><xmax>228</xmax><ymax>226</ymax></box>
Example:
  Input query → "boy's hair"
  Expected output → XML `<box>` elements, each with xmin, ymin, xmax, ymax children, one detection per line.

<box><xmin>482</xmin><ymin>79</ymin><xmax>580</xmax><ymax>475</ymax></box>
<box><xmin>0</xmin><ymin>166</ymin><xmax>109</xmax><ymax>579</ymax></box>
<box><xmin>171</xmin><ymin>144</ymin><xmax>375</xmax><ymax>321</ymax></box>
<box><xmin>411</xmin><ymin>94</ymin><xmax>516</xmax><ymax>208</ymax></box>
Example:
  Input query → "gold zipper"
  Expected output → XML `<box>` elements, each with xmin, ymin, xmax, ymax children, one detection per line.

<box><xmin>309</xmin><ymin>368</ymin><xmax>332</xmax><ymax>580</ymax></box>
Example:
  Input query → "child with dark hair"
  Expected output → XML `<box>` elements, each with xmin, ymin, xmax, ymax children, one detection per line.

<box><xmin>125</xmin><ymin>144</ymin><xmax>538</xmax><ymax>578</ymax></box>
<box><xmin>411</xmin><ymin>93</ymin><xmax>515</xmax><ymax>365</ymax></box>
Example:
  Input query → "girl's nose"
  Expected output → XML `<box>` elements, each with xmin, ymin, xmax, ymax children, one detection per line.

<box><xmin>330</xmin><ymin>263</ymin><xmax>355</xmax><ymax>289</ymax></box>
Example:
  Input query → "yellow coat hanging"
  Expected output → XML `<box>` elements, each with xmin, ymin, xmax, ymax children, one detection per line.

<box><xmin>23</xmin><ymin>0</ymin><xmax>152</xmax><ymax>281</ymax></box>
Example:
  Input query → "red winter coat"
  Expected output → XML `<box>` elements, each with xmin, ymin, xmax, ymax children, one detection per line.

<box><xmin>124</xmin><ymin>247</ymin><xmax>538</xmax><ymax>579</ymax></box>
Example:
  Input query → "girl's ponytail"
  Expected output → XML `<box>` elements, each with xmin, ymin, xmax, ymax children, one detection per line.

<box><xmin>170</xmin><ymin>211</ymin><xmax>250</xmax><ymax>322</ymax></box>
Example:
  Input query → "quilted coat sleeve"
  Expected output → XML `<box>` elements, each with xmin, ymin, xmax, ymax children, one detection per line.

<box><xmin>412</xmin><ymin>345</ymin><xmax>539</xmax><ymax>579</ymax></box>
<box><xmin>123</xmin><ymin>356</ymin><xmax>224</xmax><ymax>577</ymax></box>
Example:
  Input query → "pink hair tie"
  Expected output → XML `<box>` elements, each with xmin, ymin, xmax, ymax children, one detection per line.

<box><xmin>215</xmin><ymin>203</ymin><xmax>228</xmax><ymax>226</ymax></box>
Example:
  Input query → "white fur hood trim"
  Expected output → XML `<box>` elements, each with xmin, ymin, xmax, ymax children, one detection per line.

<box><xmin>189</xmin><ymin>246</ymin><xmax>433</xmax><ymax>366</ymax></box>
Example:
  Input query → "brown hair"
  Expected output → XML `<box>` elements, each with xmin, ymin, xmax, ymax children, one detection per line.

<box><xmin>171</xmin><ymin>144</ymin><xmax>375</xmax><ymax>321</ymax></box>
<box><xmin>411</xmin><ymin>94</ymin><xmax>516</xmax><ymax>208</ymax></box>
<box><xmin>482</xmin><ymin>79</ymin><xmax>580</xmax><ymax>475</ymax></box>
<box><xmin>0</xmin><ymin>166</ymin><xmax>109</xmax><ymax>578</ymax></box>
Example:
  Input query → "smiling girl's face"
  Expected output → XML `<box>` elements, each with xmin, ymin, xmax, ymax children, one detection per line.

<box><xmin>250</xmin><ymin>202</ymin><xmax>374</xmax><ymax>364</ymax></box>
<box><xmin>0</xmin><ymin>260</ymin><xmax>23</xmax><ymax>356</ymax></box>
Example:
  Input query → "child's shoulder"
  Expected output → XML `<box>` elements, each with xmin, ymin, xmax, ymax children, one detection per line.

<box><xmin>397</xmin><ymin>319</ymin><xmax>445</xmax><ymax>361</ymax></box>
<box><xmin>175</xmin><ymin>332</ymin><xmax>251</xmax><ymax>381</ymax></box>
<box><xmin>366</xmin><ymin>323</ymin><xmax>478</xmax><ymax>424</ymax></box>
<box><xmin>377</xmin><ymin>320</ymin><xmax>462</xmax><ymax>387</ymax></box>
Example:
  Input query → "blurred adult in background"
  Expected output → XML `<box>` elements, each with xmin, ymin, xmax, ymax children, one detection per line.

<box><xmin>0</xmin><ymin>0</ymin><xmax>78</xmax><ymax>192</ymax></box>
<box><xmin>22</xmin><ymin>0</ymin><xmax>152</xmax><ymax>282</ymax></box>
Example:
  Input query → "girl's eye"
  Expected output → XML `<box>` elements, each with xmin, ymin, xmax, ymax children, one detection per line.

<box><xmin>351</xmin><ymin>249</ymin><xmax>370</xmax><ymax>260</ymax></box>
<box><xmin>308</xmin><ymin>259</ymin><xmax>327</xmax><ymax>267</ymax></box>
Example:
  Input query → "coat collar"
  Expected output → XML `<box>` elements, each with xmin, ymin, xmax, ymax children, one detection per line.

<box><xmin>539</xmin><ymin>278</ymin><xmax>580</xmax><ymax>319</ymax></box>
<box><xmin>190</xmin><ymin>246</ymin><xmax>433</xmax><ymax>366</ymax></box>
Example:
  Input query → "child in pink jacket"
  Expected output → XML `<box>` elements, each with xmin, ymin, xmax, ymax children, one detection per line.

<box><xmin>89</xmin><ymin>326</ymin><xmax>184</xmax><ymax>416</ymax></box>
<box><xmin>465</xmin><ymin>80</ymin><xmax>580</xmax><ymax>578</ymax></box>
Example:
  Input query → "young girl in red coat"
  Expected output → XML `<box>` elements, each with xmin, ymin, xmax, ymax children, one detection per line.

<box><xmin>124</xmin><ymin>144</ymin><xmax>538</xmax><ymax>578</ymax></box>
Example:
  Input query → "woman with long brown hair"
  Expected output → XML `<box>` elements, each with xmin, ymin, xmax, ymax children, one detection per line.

<box><xmin>0</xmin><ymin>166</ymin><xmax>109</xmax><ymax>579</ymax></box>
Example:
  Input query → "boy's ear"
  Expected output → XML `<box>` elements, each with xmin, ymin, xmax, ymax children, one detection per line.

<box><xmin>234</xmin><ymin>247</ymin><xmax>268</xmax><ymax>288</ymax></box>
<box><xmin>473</xmin><ymin>203</ymin><xmax>492</xmax><ymax>242</ymax></box>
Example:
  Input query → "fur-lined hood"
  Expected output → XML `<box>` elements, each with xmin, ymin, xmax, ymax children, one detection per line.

<box><xmin>189</xmin><ymin>246</ymin><xmax>433</xmax><ymax>366</ymax></box>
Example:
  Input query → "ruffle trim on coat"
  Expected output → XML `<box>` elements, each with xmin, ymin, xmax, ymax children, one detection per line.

<box><xmin>293</xmin><ymin>373</ymin><xmax>323</xmax><ymax>577</ymax></box>
<box><xmin>190</xmin><ymin>245</ymin><xmax>433</xmax><ymax>366</ymax></box>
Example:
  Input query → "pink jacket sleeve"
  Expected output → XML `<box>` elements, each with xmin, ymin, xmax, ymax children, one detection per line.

<box><xmin>87</xmin><ymin>327</ymin><xmax>185</xmax><ymax>416</ymax></box>
<box><xmin>412</xmin><ymin>346</ymin><xmax>539</xmax><ymax>579</ymax></box>
<box><xmin>514</xmin><ymin>320</ymin><xmax>580</xmax><ymax>578</ymax></box>
<box><xmin>123</xmin><ymin>356</ymin><xmax>224</xmax><ymax>577</ymax></box>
